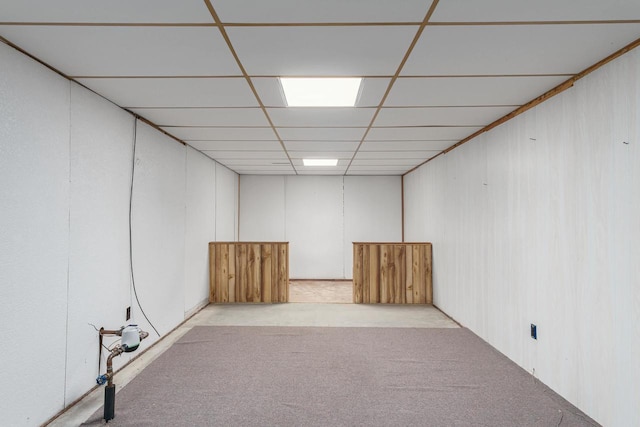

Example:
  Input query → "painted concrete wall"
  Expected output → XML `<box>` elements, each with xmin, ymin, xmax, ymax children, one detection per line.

<box><xmin>0</xmin><ymin>43</ymin><xmax>237</xmax><ymax>426</ymax></box>
<box><xmin>239</xmin><ymin>175</ymin><xmax>402</xmax><ymax>279</ymax></box>
<box><xmin>403</xmin><ymin>47</ymin><xmax>640</xmax><ymax>427</ymax></box>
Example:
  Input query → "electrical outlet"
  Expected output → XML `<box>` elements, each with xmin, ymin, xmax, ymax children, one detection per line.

<box><xmin>126</xmin><ymin>306</ymin><xmax>131</xmax><ymax>321</ymax></box>
<box><xmin>530</xmin><ymin>323</ymin><xmax>537</xmax><ymax>340</ymax></box>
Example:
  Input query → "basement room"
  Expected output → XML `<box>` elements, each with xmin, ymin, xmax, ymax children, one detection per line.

<box><xmin>1</xmin><ymin>1</ymin><xmax>638</xmax><ymax>426</ymax></box>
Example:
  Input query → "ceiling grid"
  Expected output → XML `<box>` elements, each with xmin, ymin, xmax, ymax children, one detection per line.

<box><xmin>0</xmin><ymin>0</ymin><xmax>639</xmax><ymax>175</ymax></box>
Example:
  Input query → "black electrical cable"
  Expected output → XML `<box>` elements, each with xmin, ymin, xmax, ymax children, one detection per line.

<box><xmin>129</xmin><ymin>118</ymin><xmax>160</xmax><ymax>337</ymax></box>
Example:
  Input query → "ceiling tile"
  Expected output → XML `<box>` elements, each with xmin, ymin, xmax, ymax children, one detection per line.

<box><xmin>0</xmin><ymin>26</ymin><xmax>240</xmax><ymax>76</ymax></box>
<box><xmin>205</xmin><ymin>151</ymin><xmax>290</xmax><ymax>159</ymax></box>
<box><xmin>252</xmin><ymin>77</ymin><xmax>391</xmax><ymax>107</ymax></box>
<box><xmin>360</xmin><ymin>140</ymin><xmax>453</xmax><ymax>151</ymax></box>
<box><xmin>346</xmin><ymin>170</ymin><xmax>404</xmax><ymax>175</ymax></box>
<box><xmin>367</xmin><ymin>126</ymin><xmax>481</xmax><ymax>140</ymax></box>
<box><xmin>0</xmin><ymin>0</ymin><xmax>214</xmax><ymax>23</ymax></box>
<box><xmin>278</xmin><ymin>127</ymin><xmax>366</xmax><ymax>141</ymax></box>
<box><xmin>214</xmin><ymin>0</ymin><xmax>432</xmax><ymax>23</ymax></box>
<box><xmin>131</xmin><ymin>108</ymin><xmax>269</xmax><ymax>127</ymax></box>
<box><xmin>402</xmin><ymin>24</ymin><xmax>640</xmax><ymax>75</ymax></box>
<box><xmin>289</xmin><ymin>151</ymin><xmax>353</xmax><ymax>159</ymax></box>
<box><xmin>268</xmin><ymin>108</ymin><xmax>375</xmax><ymax>127</ymax></box>
<box><xmin>351</xmin><ymin>159</ymin><xmax>426</xmax><ymax>166</ymax></box>
<box><xmin>214</xmin><ymin>159</ymin><xmax>290</xmax><ymax>165</ymax></box>
<box><xmin>430</xmin><ymin>0</ymin><xmax>640</xmax><ymax>22</ymax></box>
<box><xmin>226</xmin><ymin>26</ymin><xmax>418</xmax><ymax>75</ymax></box>
<box><xmin>189</xmin><ymin>140</ymin><xmax>283</xmax><ymax>151</ymax></box>
<box><xmin>354</xmin><ymin>150</ymin><xmax>438</xmax><ymax>159</ymax></box>
<box><xmin>297</xmin><ymin>169</ymin><xmax>348</xmax><ymax>175</ymax></box>
<box><xmin>385</xmin><ymin>76</ymin><xmax>568</xmax><ymax>106</ymax></box>
<box><xmin>284</xmin><ymin>141</ymin><xmax>359</xmax><ymax>151</ymax></box>
<box><xmin>375</xmin><ymin>106</ymin><xmax>514</xmax><ymax>126</ymax></box>
<box><xmin>76</xmin><ymin>77</ymin><xmax>258</xmax><ymax>108</ymax></box>
<box><xmin>164</xmin><ymin>127</ymin><xmax>277</xmax><ymax>140</ymax></box>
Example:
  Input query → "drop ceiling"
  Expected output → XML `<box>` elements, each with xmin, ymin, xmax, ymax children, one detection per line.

<box><xmin>1</xmin><ymin>0</ymin><xmax>639</xmax><ymax>176</ymax></box>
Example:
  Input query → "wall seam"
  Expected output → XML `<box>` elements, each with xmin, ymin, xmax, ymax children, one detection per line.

<box><xmin>342</xmin><ymin>177</ymin><xmax>346</xmax><ymax>279</ymax></box>
<box><xmin>62</xmin><ymin>81</ymin><xmax>72</xmax><ymax>408</ymax></box>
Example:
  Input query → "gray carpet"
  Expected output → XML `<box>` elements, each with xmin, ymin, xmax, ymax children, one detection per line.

<box><xmin>83</xmin><ymin>326</ymin><xmax>598</xmax><ymax>426</ymax></box>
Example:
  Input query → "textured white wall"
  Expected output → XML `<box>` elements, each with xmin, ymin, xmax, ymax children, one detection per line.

<box><xmin>404</xmin><ymin>47</ymin><xmax>640</xmax><ymax>427</ymax></box>
<box><xmin>66</xmin><ymin>83</ymin><xmax>135</xmax><ymax>406</ymax></box>
<box><xmin>0</xmin><ymin>43</ymin><xmax>71</xmax><ymax>427</ymax></box>
<box><xmin>343</xmin><ymin>176</ymin><xmax>402</xmax><ymax>279</ymax></box>
<box><xmin>239</xmin><ymin>175</ymin><xmax>402</xmax><ymax>279</ymax></box>
<box><xmin>184</xmin><ymin>147</ymin><xmax>216</xmax><ymax>316</ymax></box>
<box><xmin>0</xmin><ymin>43</ymin><xmax>238</xmax><ymax>425</ymax></box>
<box><xmin>215</xmin><ymin>164</ymin><xmax>238</xmax><ymax>241</ymax></box>
<box><xmin>131</xmin><ymin>122</ymin><xmax>186</xmax><ymax>335</ymax></box>
<box><xmin>285</xmin><ymin>176</ymin><xmax>344</xmax><ymax>278</ymax></box>
<box><xmin>239</xmin><ymin>175</ymin><xmax>286</xmax><ymax>241</ymax></box>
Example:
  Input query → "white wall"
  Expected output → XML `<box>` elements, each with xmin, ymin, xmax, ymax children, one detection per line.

<box><xmin>184</xmin><ymin>147</ymin><xmax>216</xmax><ymax>316</ymax></box>
<box><xmin>404</xmin><ymin>47</ymin><xmax>640</xmax><ymax>427</ymax></box>
<box><xmin>0</xmin><ymin>42</ymin><xmax>238</xmax><ymax>426</ymax></box>
<box><xmin>0</xmin><ymin>42</ymin><xmax>71</xmax><ymax>427</ymax></box>
<box><xmin>215</xmin><ymin>164</ymin><xmax>238</xmax><ymax>241</ymax></box>
<box><xmin>240</xmin><ymin>175</ymin><xmax>402</xmax><ymax>279</ymax></box>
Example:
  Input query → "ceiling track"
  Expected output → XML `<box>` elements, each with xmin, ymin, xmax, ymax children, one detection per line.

<box><xmin>403</xmin><ymin>35</ymin><xmax>640</xmax><ymax>176</ymax></box>
<box><xmin>344</xmin><ymin>0</ymin><xmax>442</xmax><ymax>176</ymax></box>
<box><xmin>203</xmin><ymin>0</ymin><xmax>298</xmax><ymax>175</ymax></box>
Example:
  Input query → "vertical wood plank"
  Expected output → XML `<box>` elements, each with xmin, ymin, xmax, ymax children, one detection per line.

<box><xmin>220</xmin><ymin>244</ymin><xmax>229</xmax><ymax>303</ymax></box>
<box><xmin>214</xmin><ymin>243</ymin><xmax>223</xmax><ymax>303</ymax></box>
<box><xmin>362</xmin><ymin>244</ymin><xmax>370</xmax><ymax>303</ymax></box>
<box><xmin>380</xmin><ymin>245</ymin><xmax>389</xmax><ymax>303</ymax></box>
<box><xmin>417</xmin><ymin>245</ymin><xmax>427</xmax><ymax>304</ymax></box>
<box><xmin>262</xmin><ymin>244</ymin><xmax>272</xmax><ymax>303</ymax></box>
<box><xmin>353</xmin><ymin>244</ymin><xmax>363</xmax><ymax>303</ymax></box>
<box><xmin>369</xmin><ymin>245</ymin><xmax>379</xmax><ymax>303</ymax></box>
<box><xmin>270</xmin><ymin>244</ymin><xmax>278</xmax><ymax>303</ymax></box>
<box><xmin>209</xmin><ymin>243</ymin><xmax>216</xmax><ymax>303</ymax></box>
<box><xmin>413</xmin><ymin>245</ymin><xmax>422</xmax><ymax>304</ymax></box>
<box><xmin>425</xmin><ymin>243</ymin><xmax>433</xmax><ymax>304</ymax></box>
<box><xmin>228</xmin><ymin>245</ymin><xmax>235</xmax><ymax>303</ymax></box>
<box><xmin>238</xmin><ymin>244</ymin><xmax>247</xmax><ymax>303</ymax></box>
<box><xmin>405</xmin><ymin>245</ymin><xmax>413</xmax><ymax>304</ymax></box>
<box><xmin>279</xmin><ymin>244</ymin><xmax>288</xmax><ymax>302</ymax></box>
<box><xmin>395</xmin><ymin>245</ymin><xmax>405</xmax><ymax>304</ymax></box>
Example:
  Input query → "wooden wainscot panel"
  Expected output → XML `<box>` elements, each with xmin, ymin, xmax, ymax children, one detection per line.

<box><xmin>353</xmin><ymin>242</ymin><xmax>432</xmax><ymax>304</ymax></box>
<box><xmin>209</xmin><ymin>242</ymin><xmax>289</xmax><ymax>303</ymax></box>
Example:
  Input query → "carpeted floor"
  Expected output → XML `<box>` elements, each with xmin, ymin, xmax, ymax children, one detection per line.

<box><xmin>83</xmin><ymin>326</ymin><xmax>598</xmax><ymax>426</ymax></box>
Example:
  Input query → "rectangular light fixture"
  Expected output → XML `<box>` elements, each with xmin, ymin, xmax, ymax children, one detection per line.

<box><xmin>303</xmin><ymin>159</ymin><xmax>338</xmax><ymax>167</ymax></box>
<box><xmin>280</xmin><ymin>77</ymin><xmax>362</xmax><ymax>107</ymax></box>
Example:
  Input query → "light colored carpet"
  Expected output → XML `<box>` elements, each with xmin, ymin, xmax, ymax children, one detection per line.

<box><xmin>82</xmin><ymin>326</ymin><xmax>598</xmax><ymax>426</ymax></box>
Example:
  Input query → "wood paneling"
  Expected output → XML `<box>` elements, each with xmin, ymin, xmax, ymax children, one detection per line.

<box><xmin>353</xmin><ymin>242</ymin><xmax>432</xmax><ymax>304</ymax></box>
<box><xmin>209</xmin><ymin>242</ymin><xmax>288</xmax><ymax>303</ymax></box>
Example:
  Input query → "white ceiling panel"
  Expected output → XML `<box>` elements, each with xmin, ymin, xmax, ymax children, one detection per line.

<box><xmin>375</xmin><ymin>106</ymin><xmax>515</xmax><ymax>126</ymax></box>
<box><xmin>349</xmin><ymin>165</ymin><xmax>418</xmax><ymax>171</ymax></box>
<box><xmin>189</xmin><ymin>140</ymin><xmax>283</xmax><ymax>151</ymax></box>
<box><xmin>360</xmin><ymin>140</ymin><xmax>454</xmax><ymax>151</ymax></box>
<box><xmin>213</xmin><ymin>0</ymin><xmax>432</xmax><ymax>23</ymax></box>
<box><xmin>367</xmin><ymin>126</ymin><xmax>481</xmax><ymax>141</ymax></box>
<box><xmin>351</xmin><ymin>159</ymin><xmax>426</xmax><ymax>166</ymax></box>
<box><xmin>131</xmin><ymin>108</ymin><xmax>269</xmax><ymax>127</ymax></box>
<box><xmin>204</xmin><ymin>151</ymin><xmax>290</xmax><ymax>160</ymax></box>
<box><xmin>268</xmin><ymin>108</ymin><xmax>375</xmax><ymax>127</ymax></box>
<box><xmin>76</xmin><ymin>78</ymin><xmax>258</xmax><ymax>108</ymax></box>
<box><xmin>284</xmin><ymin>141</ymin><xmax>360</xmax><ymax>151</ymax></box>
<box><xmin>226</xmin><ymin>26</ymin><xmax>418</xmax><ymax>75</ymax></box>
<box><xmin>0</xmin><ymin>26</ymin><xmax>240</xmax><ymax>76</ymax></box>
<box><xmin>430</xmin><ymin>0</ymin><xmax>640</xmax><ymax>22</ymax></box>
<box><xmin>346</xmin><ymin>170</ymin><xmax>404</xmax><ymax>175</ymax></box>
<box><xmin>385</xmin><ymin>76</ymin><xmax>568</xmax><ymax>106</ymax></box>
<box><xmin>289</xmin><ymin>152</ymin><xmax>354</xmax><ymax>159</ymax></box>
<box><xmin>0</xmin><ymin>0</ymin><xmax>214</xmax><ymax>23</ymax></box>
<box><xmin>297</xmin><ymin>169</ymin><xmax>349</xmax><ymax>175</ymax></box>
<box><xmin>212</xmin><ymin>159</ymin><xmax>290</xmax><ymax>166</ymax></box>
<box><xmin>252</xmin><ymin>77</ymin><xmax>391</xmax><ymax>107</ymax></box>
<box><xmin>355</xmin><ymin>151</ymin><xmax>438</xmax><ymax>159</ymax></box>
<box><xmin>278</xmin><ymin>128</ymin><xmax>366</xmax><ymax>141</ymax></box>
<box><xmin>402</xmin><ymin>24</ymin><xmax>640</xmax><ymax>75</ymax></box>
<box><xmin>164</xmin><ymin>127</ymin><xmax>277</xmax><ymax>141</ymax></box>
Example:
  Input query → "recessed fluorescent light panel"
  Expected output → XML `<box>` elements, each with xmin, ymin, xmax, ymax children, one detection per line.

<box><xmin>280</xmin><ymin>77</ymin><xmax>362</xmax><ymax>107</ymax></box>
<box><xmin>303</xmin><ymin>159</ymin><xmax>338</xmax><ymax>167</ymax></box>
